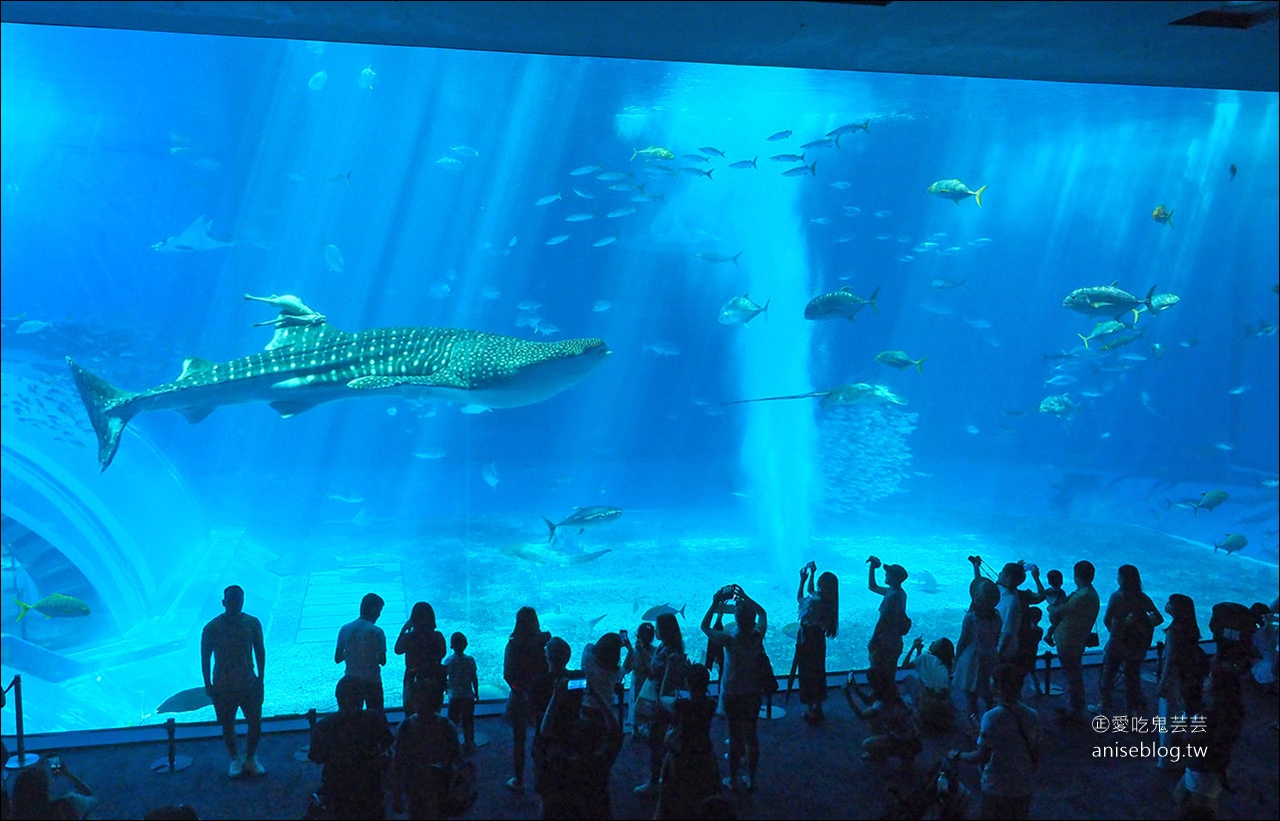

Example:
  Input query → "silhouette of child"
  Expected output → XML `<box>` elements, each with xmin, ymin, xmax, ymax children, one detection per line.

<box><xmin>1041</xmin><ymin>570</ymin><xmax>1067</xmax><ymax>646</ymax></box>
<box><xmin>446</xmin><ymin>631</ymin><xmax>479</xmax><ymax>754</ymax></box>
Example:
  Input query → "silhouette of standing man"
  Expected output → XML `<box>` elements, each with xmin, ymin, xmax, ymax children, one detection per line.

<box><xmin>202</xmin><ymin>584</ymin><xmax>266</xmax><ymax>777</ymax></box>
<box><xmin>336</xmin><ymin>593</ymin><xmax>387</xmax><ymax>712</ymax></box>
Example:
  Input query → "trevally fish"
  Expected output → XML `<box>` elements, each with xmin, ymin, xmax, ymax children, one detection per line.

<box><xmin>15</xmin><ymin>593</ymin><xmax>90</xmax><ymax>621</ymax></box>
<box><xmin>727</xmin><ymin>157</ymin><xmax>758</xmax><ymax>170</ymax></box>
<box><xmin>718</xmin><ymin>294</ymin><xmax>769</xmax><ymax>326</ymax></box>
<box><xmin>631</xmin><ymin>146</ymin><xmax>674</xmax><ymax>161</ymax></box>
<box><xmin>67</xmin><ymin>297</ymin><xmax>610</xmax><ymax>471</ymax></box>
<box><xmin>543</xmin><ymin>505</ymin><xmax>623</xmax><ymax>541</ymax></box>
<box><xmin>876</xmin><ymin>350</ymin><xmax>926</xmax><ymax>374</ymax></box>
<box><xmin>1062</xmin><ymin>283</ymin><xmax>1156</xmax><ymax>320</ymax></box>
<box><xmin>766</xmin><ymin>130</ymin><xmax>792</xmax><ymax>141</ymax></box>
<box><xmin>803</xmin><ymin>286</ymin><xmax>880</xmax><ymax>321</ymax></box>
<box><xmin>782</xmin><ymin>162</ymin><xmax>817</xmax><ymax>177</ymax></box>
<box><xmin>642</xmin><ymin>603</ymin><xmax>687</xmax><ymax>621</ymax></box>
<box><xmin>1214</xmin><ymin>533</ymin><xmax>1247</xmax><ymax>555</ymax></box>
<box><xmin>926</xmin><ymin>179</ymin><xmax>987</xmax><ymax>207</ymax></box>
<box><xmin>1038</xmin><ymin>393</ymin><xmax>1078</xmax><ymax>418</ymax></box>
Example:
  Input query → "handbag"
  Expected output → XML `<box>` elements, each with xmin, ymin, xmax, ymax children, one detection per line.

<box><xmin>658</xmin><ymin>652</ymin><xmax>690</xmax><ymax>714</ymax></box>
<box><xmin>759</xmin><ymin>649</ymin><xmax>780</xmax><ymax>695</ymax></box>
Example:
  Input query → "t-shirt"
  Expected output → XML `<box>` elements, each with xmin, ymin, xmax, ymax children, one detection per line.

<box><xmin>202</xmin><ymin>612</ymin><xmax>263</xmax><ymax>689</ymax></box>
<box><xmin>872</xmin><ymin>588</ymin><xmax>909</xmax><ymax>644</ymax></box>
<box><xmin>978</xmin><ymin>702</ymin><xmax>1040</xmax><ymax>798</ymax></box>
<box><xmin>915</xmin><ymin>652</ymin><xmax>950</xmax><ymax>692</ymax></box>
<box><xmin>337</xmin><ymin>618</ymin><xmax>387</xmax><ymax>682</ymax></box>
<box><xmin>711</xmin><ymin>628</ymin><xmax>763</xmax><ymax>697</ymax></box>
<box><xmin>997</xmin><ymin>587</ymin><xmax>1023</xmax><ymax>660</ymax></box>
<box><xmin>447</xmin><ymin>652</ymin><xmax>478</xmax><ymax>701</ymax></box>
<box><xmin>581</xmin><ymin>642</ymin><xmax>623</xmax><ymax>702</ymax></box>
<box><xmin>1054</xmin><ymin>584</ymin><xmax>1100</xmax><ymax>652</ymax></box>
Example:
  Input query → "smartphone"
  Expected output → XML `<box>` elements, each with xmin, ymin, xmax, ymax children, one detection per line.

<box><xmin>619</xmin><ymin>629</ymin><xmax>628</xmax><ymax>642</ymax></box>
<box><xmin>47</xmin><ymin>755</ymin><xmax>63</xmax><ymax>773</ymax></box>
<box><xmin>567</xmin><ymin>678</ymin><xmax>588</xmax><ymax>691</ymax></box>
<box><xmin>675</xmin><ymin>689</ymin><xmax>691</xmax><ymax>700</ymax></box>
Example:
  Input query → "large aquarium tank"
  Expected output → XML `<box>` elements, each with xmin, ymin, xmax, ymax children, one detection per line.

<box><xmin>2</xmin><ymin>21</ymin><xmax>1277</xmax><ymax>736</ymax></box>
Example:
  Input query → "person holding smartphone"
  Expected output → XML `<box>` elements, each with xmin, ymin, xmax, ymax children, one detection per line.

<box><xmin>9</xmin><ymin>755</ymin><xmax>96</xmax><ymax>820</ymax></box>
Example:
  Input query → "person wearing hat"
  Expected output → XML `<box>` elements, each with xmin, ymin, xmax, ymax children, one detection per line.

<box><xmin>866</xmin><ymin>556</ymin><xmax>911</xmax><ymax>697</ymax></box>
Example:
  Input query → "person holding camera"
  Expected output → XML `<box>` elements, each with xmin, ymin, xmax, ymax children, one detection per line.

<box><xmin>701</xmin><ymin>584</ymin><xmax>768</xmax><ymax>791</ymax></box>
<box><xmin>866</xmin><ymin>556</ymin><xmax>911</xmax><ymax>697</ymax></box>
<box><xmin>1049</xmin><ymin>560</ymin><xmax>1100</xmax><ymax>726</ymax></box>
<box><xmin>795</xmin><ymin>561</ymin><xmax>839</xmax><ymax>723</ymax></box>
<box><xmin>10</xmin><ymin>756</ymin><xmax>96</xmax><ymax>821</ymax></box>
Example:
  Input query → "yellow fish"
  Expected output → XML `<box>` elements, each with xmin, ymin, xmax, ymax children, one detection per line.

<box><xmin>1151</xmin><ymin>205</ymin><xmax>1173</xmax><ymax>226</ymax></box>
<box><xmin>15</xmin><ymin>593</ymin><xmax>90</xmax><ymax>621</ymax></box>
<box><xmin>631</xmin><ymin>145</ymin><xmax>674</xmax><ymax>161</ymax></box>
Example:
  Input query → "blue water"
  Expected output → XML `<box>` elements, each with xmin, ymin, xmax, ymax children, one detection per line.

<box><xmin>1</xmin><ymin>23</ymin><xmax>1277</xmax><ymax>735</ymax></box>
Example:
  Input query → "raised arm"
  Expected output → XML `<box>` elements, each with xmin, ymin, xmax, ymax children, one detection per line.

<box><xmin>702</xmin><ymin>590</ymin><xmax>731</xmax><ymax>644</ymax></box>
<box><xmin>1025</xmin><ymin>565</ymin><xmax>1046</xmax><ymax>604</ymax></box>
<box><xmin>738</xmin><ymin>587</ymin><xmax>768</xmax><ymax>636</ymax></box>
<box><xmin>867</xmin><ymin>556</ymin><xmax>888</xmax><ymax>596</ymax></box>
<box><xmin>334</xmin><ymin>624</ymin><xmax>346</xmax><ymax>665</ymax></box>
<box><xmin>797</xmin><ymin>565</ymin><xmax>809</xmax><ymax>605</ymax></box>
<box><xmin>394</xmin><ymin>619</ymin><xmax>412</xmax><ymax>655</ymax></box>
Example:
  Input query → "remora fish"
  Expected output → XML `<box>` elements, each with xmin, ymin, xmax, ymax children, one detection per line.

<box><xmin>502</xmin><ymin>543</ymin><xmax>612</xmax><ymax>566</ymax></box>
<box><xmin>15</xmin><ymin>593</ymin><xmax>90</xmax><ymax>621</ymax></box>
<box><xmin>67</xmin><ymin>298</ymin><xmax>611</xmax><ymax>471</ymax></box>
<box><xmin>803</xmin><ymin>286</ymin><xmax>880</xmax><ymax>321</ymax></box>
<box><xmin>543</xmin><ymin>506</ymin><xmax>623</xmax><ymax>541</ymax></box>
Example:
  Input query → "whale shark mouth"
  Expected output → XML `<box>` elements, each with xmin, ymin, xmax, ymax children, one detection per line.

<box><xmin>67</xmin><ymin>299</ymin><xmax>610</xmax><ymax>471</ymax></box>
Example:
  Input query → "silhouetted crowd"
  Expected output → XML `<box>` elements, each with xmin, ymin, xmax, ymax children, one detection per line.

<box><xmin>1</xmin><ymin>556</ymin><xmax>1275</xmax><ymax>821</ymax></box>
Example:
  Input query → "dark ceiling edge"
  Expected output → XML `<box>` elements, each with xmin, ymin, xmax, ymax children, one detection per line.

<box><xmin>0</xmin><ymin>1</ymin><xmax>1277</xmax><ymax>93</ymax></box>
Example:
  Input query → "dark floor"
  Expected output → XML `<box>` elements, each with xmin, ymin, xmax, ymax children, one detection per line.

<box><xmin>4</xmin><ymin>664</ymin><xmax>1278</xmax><ymax>820</ymax></box>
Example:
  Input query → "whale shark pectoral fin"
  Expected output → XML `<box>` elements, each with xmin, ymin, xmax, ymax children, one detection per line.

<box><xmin>269</xmin><ymin>400</ymin><xmax>318</xmax><ymax>418</ymax></box>
<box><xmin>178</xmin><ymin>357</ymin><xmax>218</xmax><ymax>381</ymax></box>
<box><xmin>176</xmin><ymin>404</ymin><xmax>213</xmax><ymax>422</ymax></box>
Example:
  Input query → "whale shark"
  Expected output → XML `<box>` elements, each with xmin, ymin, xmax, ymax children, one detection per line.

<box><xmin>67</xmin><ymin>296</ymin><xmax>611</xmax><ymax>471</ymax></box>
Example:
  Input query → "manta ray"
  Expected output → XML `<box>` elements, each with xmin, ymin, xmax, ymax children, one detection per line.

<box><xmin>151</xmin><ymin>215</ymin><xmax>235</xmax><ymax>252</ymax></box>
<box><xmin>67</xmin><ymin>294</ymin><xmax>611</xmax><ymax>471</ymax></box>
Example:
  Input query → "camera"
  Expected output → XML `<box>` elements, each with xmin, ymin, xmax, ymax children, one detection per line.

<box><xmin>967</xmin><ymin>555</ymin><xmax>981</xmax><ymax>565</ymax></box>
<box><xmin>718</xmin><ymin>585</ymin><xmax>736</xmax><ymax>599</ymax></box>
<box><xmin>48</xmin><ymin>755</ymin><xmax>63</xmax><ymax>773</ymax></box>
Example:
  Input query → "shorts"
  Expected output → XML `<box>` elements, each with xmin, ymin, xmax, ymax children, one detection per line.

<box><xmin>722</xmin><ymin>693</ymin><xmax>761</xmax><ymax>722</ymax></box>
<box><xmin>211</xmin><ymin>678</ymin><xmax>264</xmax><ymax>726</ymax></box>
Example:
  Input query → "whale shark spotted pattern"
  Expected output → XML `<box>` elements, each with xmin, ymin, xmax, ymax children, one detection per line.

<box><xmin>67</xmin><ymin>301</ymin><xmax>610</xmax><ymax>471</ymax></box>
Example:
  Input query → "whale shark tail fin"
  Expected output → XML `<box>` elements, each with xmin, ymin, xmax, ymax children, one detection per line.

<box><xmin>67</xmin><ymin>357</ymin><xmax>138</xmax><ymax>472</ymax></box>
